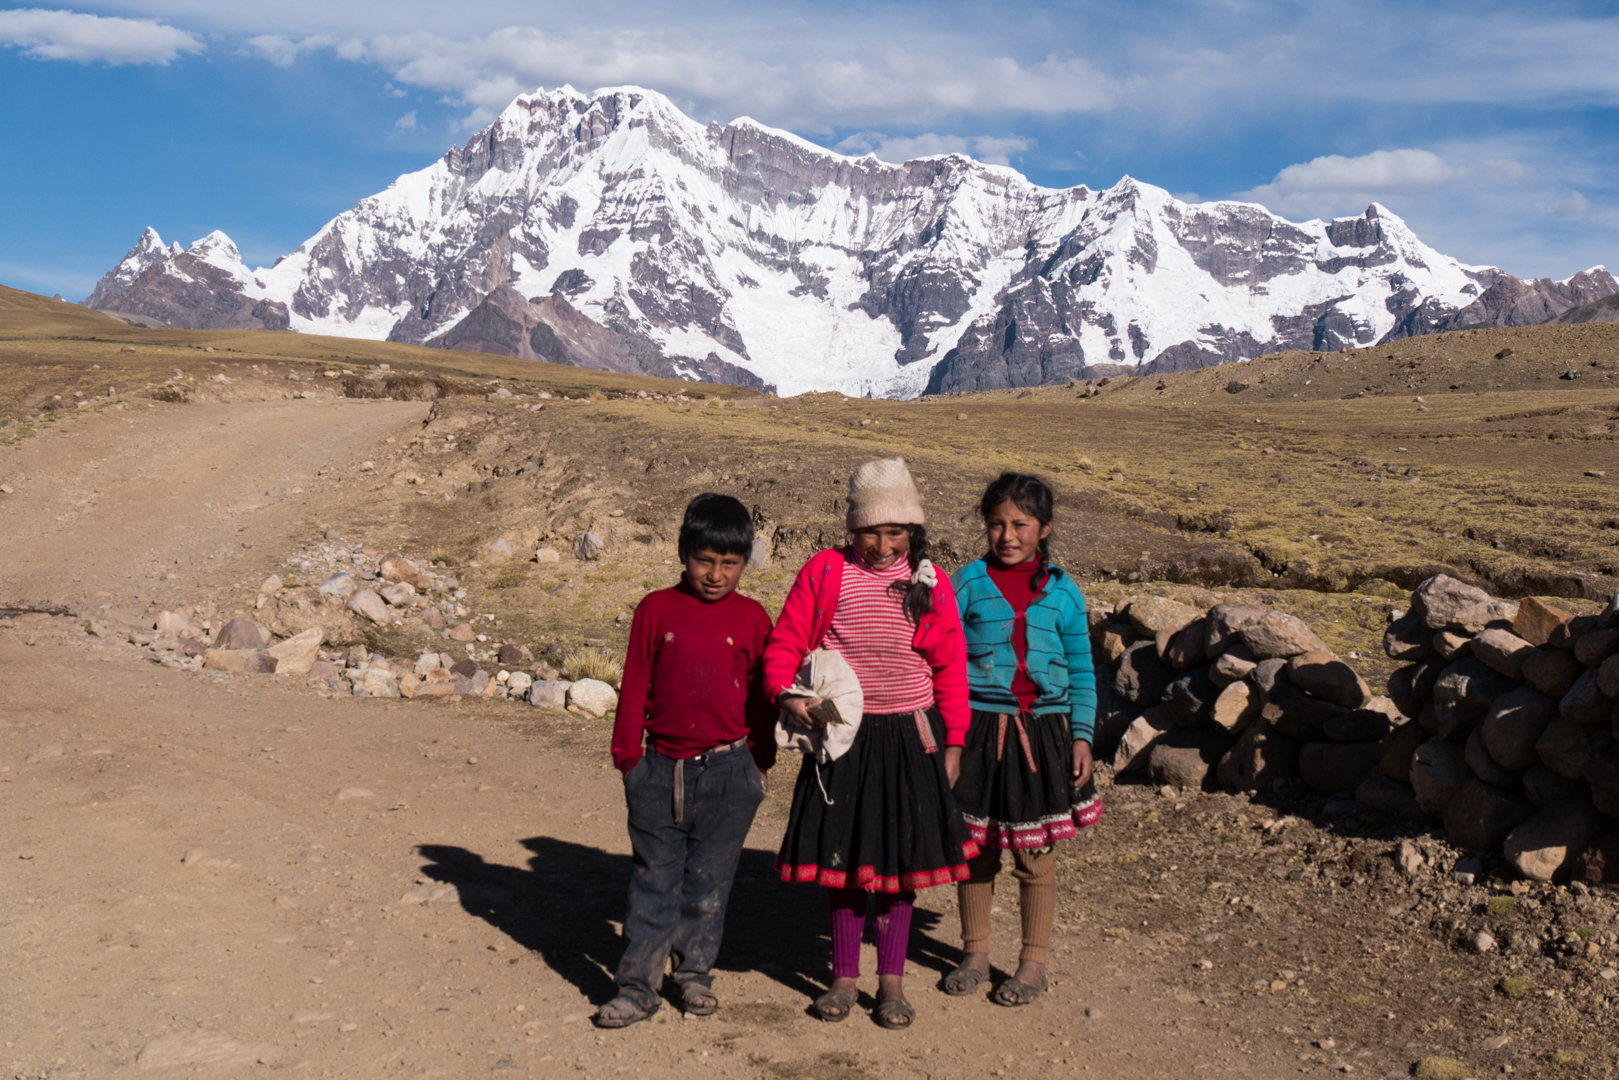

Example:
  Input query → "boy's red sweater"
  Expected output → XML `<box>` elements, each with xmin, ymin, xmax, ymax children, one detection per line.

<box><xmin>610</xmin><ymin>579</ymin><xmax>777</xmax><ymax>774</ymax></box>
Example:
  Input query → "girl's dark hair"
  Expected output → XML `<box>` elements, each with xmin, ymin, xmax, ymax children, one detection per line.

<box><xmin>898</xmin><ymin>524</ymin><xmax>932</xmax><ymax>626</ymax></box>
<box><xmin>678</xmin><ymin>493</ymin><xmax>754</xmax><ymax>561</ymax></box>
<box><xmin>979</xmin><ymin>472</ymin><xmax>1055</xmax><ymax>589</ymax></box>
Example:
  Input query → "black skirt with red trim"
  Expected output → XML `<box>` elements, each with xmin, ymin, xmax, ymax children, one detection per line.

<box><xmin>776</xmin><ymin>708</ymin><xmax>979</xmax><ymax>893</ymax></box>
<box><xmin>953</xmin><ymin>708</ymin><xmax>1104</xmax><ymax>852</ymax></box>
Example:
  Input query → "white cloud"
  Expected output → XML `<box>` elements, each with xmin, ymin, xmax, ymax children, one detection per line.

<box><xmin>244</xmin><ymin>32</ymin><xmax>335</xmax><ymax>67</ymax></box>
<box><xmin>1551</xmin><ymin>190</ymin><xmax>1592</xmax><ymax>221</ymax></box>
<box><xmin>393</xmin><ymin>109</ymin><xmax>417</xmax><ymax>132</ymax></box>
<box><xmin>1237</xmin><ymin>148</ymin><xmax>1530</xmax><ymax>219</ymax></box>
<box><xmin>835</xmin><ymin>131</ymin><xmax>1032</xmax><ymax>166</ymax></box>
<box><xmin>0</xmin><ymin>7</ymin><xmax>202</xmax><ymax>65</ymax></box>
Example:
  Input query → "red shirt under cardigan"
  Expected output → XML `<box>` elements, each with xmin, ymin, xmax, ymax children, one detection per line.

<box><xmin>985</xmin><ymin>556</ymin><xmax>1045</xmax><ymax>711</ymax></box>
<box><xmin>610</xmin><ymin>580</ymin><xmax>777</xmax><ymax>774</ymax></box>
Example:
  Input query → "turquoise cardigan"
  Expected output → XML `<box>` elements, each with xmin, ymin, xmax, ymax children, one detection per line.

<box><xmin>951</xmin><ymin>558</ymin><xmax>1097</xmax><ymax>743</ymax></box>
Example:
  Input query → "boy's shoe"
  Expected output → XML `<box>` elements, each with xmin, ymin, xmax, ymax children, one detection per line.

<box><xmin>594</xmin><ymin>996</ymin><xmax>657</xmax><ymax>1029</ymax></box>
<box><xmin>678</xmin><ymin>982</ymin><xmax>719</xmax><ymax>1017</ymax></box>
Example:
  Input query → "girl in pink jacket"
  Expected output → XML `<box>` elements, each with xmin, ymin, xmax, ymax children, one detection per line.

<box><xmin>764</xmin><ymin>457</ymin><xmax>976</xmax><ymax>1030</ymax></box>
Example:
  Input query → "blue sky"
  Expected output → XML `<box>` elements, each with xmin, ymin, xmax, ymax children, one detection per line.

<box><xmin>2</xmin><ymin>0</ymin><xmax>1617</xmax><ymax>298</ymax></box>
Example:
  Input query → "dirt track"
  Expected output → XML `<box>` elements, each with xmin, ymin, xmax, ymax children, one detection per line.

<box><xmin>2</xmin><ymin>399</ymin><xmax>1310</xmax><ymax>1079</ymax></box>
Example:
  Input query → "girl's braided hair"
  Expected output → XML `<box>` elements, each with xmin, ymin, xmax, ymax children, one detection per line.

<box><xmin>979</xmin><ymin>472</ymin><xmax>1055</xmax><ymax>590</ymax></box>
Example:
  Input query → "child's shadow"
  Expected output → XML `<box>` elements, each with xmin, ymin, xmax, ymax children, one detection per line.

<box><xmin>415</xmin><ymin>838</ymin><xmax>959</xmax><ymax>1007</ymax></box>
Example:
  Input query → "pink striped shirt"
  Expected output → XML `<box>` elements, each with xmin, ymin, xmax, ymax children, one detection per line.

<box><xmin>825</xmin><ymin>552</ymin><xmax>934</xmax><ymax>714</ymax></box>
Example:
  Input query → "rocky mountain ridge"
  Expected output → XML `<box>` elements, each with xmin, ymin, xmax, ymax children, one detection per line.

<box><xmin>83</xmin><ymin>85</ymin><xmax>1616</xmax><ymax>396</ymax></box>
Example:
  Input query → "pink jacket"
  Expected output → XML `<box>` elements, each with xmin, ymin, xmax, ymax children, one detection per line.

<box><xmin>763</xmin><ymin>547</ymin><xmax>971</xmax><ymax>747</ymax></box>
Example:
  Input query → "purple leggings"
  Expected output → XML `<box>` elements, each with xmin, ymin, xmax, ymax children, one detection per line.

<box><xmin>827</xmin><ymin>888</ymin><xmax>915</xmax><ymax>978</ymax></box>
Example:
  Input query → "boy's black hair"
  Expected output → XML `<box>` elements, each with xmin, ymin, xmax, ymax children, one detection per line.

<box><xmin>678</xmin><ymin>493</ymin><xmax>755</xmax><ymax>562</ymax></box>
<box><xmin>978</xmin><ymin>472</ymin><xmax>1056</xmax><ymax>588</ymax></box>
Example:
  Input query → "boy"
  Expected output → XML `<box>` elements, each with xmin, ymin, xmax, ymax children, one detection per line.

<box><xmin>595</xmin><ymin>493</ymin><xmax>776</xmax><ymax>1028</ymax></box>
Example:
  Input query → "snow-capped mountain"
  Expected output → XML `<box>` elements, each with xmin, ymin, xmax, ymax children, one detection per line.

<box><xmin>84</xmin><ymin>85</ymin><xmax>1616</xmax><ymax>396</ymax></box>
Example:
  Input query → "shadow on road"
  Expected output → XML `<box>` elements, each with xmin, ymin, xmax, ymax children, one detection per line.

<box><xmin>416</xmin><ymin>837</ymin><xmax>958</xmax><ymax>1007</ymax></box>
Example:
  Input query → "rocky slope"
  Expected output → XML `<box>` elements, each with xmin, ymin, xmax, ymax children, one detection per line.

<box><xmin>84</xmin><ymin>86</ymin><xmax>1615</xmax><ymax>396</ymax></box>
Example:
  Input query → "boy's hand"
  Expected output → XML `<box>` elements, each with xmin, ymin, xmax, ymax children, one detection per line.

<box><xmin>944</xmin><ymin>746</ymin><xmax>962</xmax><ymax>787</ymax></box>
<box><xmin>1071</xmin><ymin>740</ymin><xmax>1093</xmax><ymax>790</ymax></box>
<box><xmin>778</xmin><ymin>693</ymin><xmax>825</xmax><ymax>728</ymax></box>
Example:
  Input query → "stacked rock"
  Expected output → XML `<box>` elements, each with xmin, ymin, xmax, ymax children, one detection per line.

<box><xmin>1385</xmin><ymin>574</ymin><xmax>1618</xmax><ymax>881</ymax></box>
<box><xmin>1098</xmin><ymin>597</ymin><xmax>1401</xmax><ymax>806</ymax></box>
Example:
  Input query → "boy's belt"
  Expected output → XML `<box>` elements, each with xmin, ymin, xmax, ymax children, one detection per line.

<box><xmin>670</xmin><ymin>737</ymin><xmax>749</xmax><ymax>823</ymax></box>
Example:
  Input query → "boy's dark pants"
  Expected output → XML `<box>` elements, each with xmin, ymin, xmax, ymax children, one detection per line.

<box><xmin>614</xmin><ymin>744</ymin><xmax>765</xmax><ymax>1011</ymax></box>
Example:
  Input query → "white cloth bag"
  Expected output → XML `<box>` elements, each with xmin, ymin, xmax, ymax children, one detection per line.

<box><xmin>774</xmin><ymin>648</ymin><xmax>864</xmax><ymax>764</ymax></box>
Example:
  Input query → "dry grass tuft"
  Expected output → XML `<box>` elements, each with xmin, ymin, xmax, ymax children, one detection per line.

<box><xmin>562</xmin><ymin>648</ymin><xmax>624</xmax><ymax>688</ymax></box>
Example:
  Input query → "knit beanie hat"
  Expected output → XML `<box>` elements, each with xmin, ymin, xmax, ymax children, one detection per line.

<box><xmin>846</xmin><ymin>457</ymin><xmax>925</xmax><ymax>529</ymax></box>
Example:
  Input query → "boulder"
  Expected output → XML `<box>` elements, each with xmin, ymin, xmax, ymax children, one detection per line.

<box><xmin>1522</xmin><ymin>763</ymin><xmax>1588</xmax><ymax>807</ymax></box>
<box><xmin>1114</xmin><ymin>641</ymin><xmax>1174</xmax><ymax>706</ymax></box>
<box><xmin>1433</xmin><ymin>631</ymin><xmax>1472</xmax><ymax>660</ymax></box>
<box><xmin>378</xmin><ymin>554</ymin><xmax>428</xmax><ymax>590</ymax></box>
<box><xmin>1575</xmin><ymin>833</ymin><xmax>1619</xmax><ymax>884</ymax></box>
<box><xmin>1112</xmin><ymin>706</ymin><xmax>1174</xmax><ymax>773</ymax></box>
<box><xmin>1298</xmin><ymin>741</ymin><xmax>1383</xmax><ymax>795</ymax></box>
<box><xmin>1549</xmin><ymin>613</ymin><xmax>1599</xmax><ymax>649</ymax></box>
<box><xmin>1521</xmin><ymin>647</ymin><xmax>1582</xmax><ymax>698</ymax></box>
<box><xmin>1163</xmin><ymin>668</ymin><xmax>1219</xmax><ymax>727</ymax></box>
<box><xmin>1147</xmin><ymin>730</ymin><xmax>1231</xmax><ymax>791</ymax></box>
<box><xmin>155</xmin><ymin>610</ymin><xmax>201</xmax><ymax>640</ymax></box>
<box><xmin>1537</xmin><ymin>718</ymin><xmax>1612</xmax><ymax>780</ymax></box>
<box><xmin>202</xmin><ymin>648</ymin><xmax>277</xmax><ymax>674</ymax></box>
<box><xmin>449</xmin><ymin>658</ymin><xmax>479</xmax><ymax>678</ymax></box>
<box><xmin>1355</xmin><ymin>774</ymin><xmax>1426</xmax><ymax>821</ymax></box>
<box><xmin>1287</xmin><ymin>651</ymin><xmax>1371</xmax><ymax>709</ymax></box>
<box><xmin>1589</xmin><ymin>745</ymin><xmax>1619</xmax><ymax>817</ymax></box>
<box><xmin>1325</xmin><ymin>703</ymin><xmax>1395</xmax><ymax>743</ymax></box>
<box><xmin>1513</xmin><ymin>597</ymin><xmax>1571</xmax><ymax>647</ymax></box>
<box><xmin>345</xmin><ymin>588</ymin><xmax>393</xmax><ymax>625</ymax></box>
<box><xmin>1209</xmin><ymin>643</ymin><xmax>1257</xmax><ymax>687</ymax></box>
<box><xmin>572</xmin><ymin>531</ymin><xmax>606</xmax><ymax>561</ymax></box>
<box><xmin>1472</xmin><ymin>629</ymin><xmax>1534</xmax><ymax>679</ymax></box>
<box><xmin>527</xmin><ymin>680</ymin><xmax>571</xmax><ymax>709</ymax></box>
<box><xmin>506</xmin><ymin>671</ymin><xmax>534</xmax><ymax>696</ymax></box>
<box><xmin>379</xmin><ymin>582</ymin><xmax>416</xmax><ymax>606</ymax></box>
<box><xmin>1575</xmin><ymin>627</ymin><xmax>1619</xmax><ymax>666</ymax></box>
<box><xmin>1210</xmin><ymin>681</ymin><xmax>1262</xmax><ymax>734</ymax></box>
<box><xmin>1443</xmin><ymin>780</ymin><xmax>1535</xmax><ymax>851</ymax></box>
<box><xmin>1465</xmin><ymin>727</ymin><xmax>1524</xmax><ymax>788</ymax></box>
<box><xmin>1418</xmin><ymin>701</ymin><xmax>1439</xmax><ymax>734</ymax></box>
<box><xmin>1433</xmin><ymin>656</ymin><xmax>1514</xmax><ymax>741</ymax></box>
<box><xmin>1504</xmin><ymin>798</ymin><xmax>1608</xmax><ymax>881</ymax></box>
<box><xmin>1559</xmin><ymin>666</ymin><xmax>1611</xmax><ymax>724</ymax></box>
<box><xmin>567</xmin><ymin>678</ymin><xmax>618</xmax><ymax>718</ymax></box>
<box><xmin>262</xmin><ymin>588</ymin><xmax>364</xmax><ymax>646</ymax></box>
<box><xmin>267</xmin><ymin>627</ymin><xmax>323</xmax><ymax>676</ymax></box>
<box><xmin>1100</xmin><ymin>623</ymin><xmax>1137</xmax><ymax>663</ymax></box>
<box><xmin>1251</xmin><ymin>658</ymin><xmax>1290</xmax><ymax>701</ymax></box>
<box><xmin>1479</xmin><ymin>686</ymin><xmax>1558</xmax><ymax>770</ymax></box>
<box><xmin>1203</xmin><ymin>604</ymin><xmax>1268</xmax><ymax>655</ymax></box>
<box><xmin>448</xmin><ymin>623</ymin><xmax>476</xmax><ymax>642</ymax></box>
<box><xmin>485</xmin><ymin>538</ymin><xmax>515</xmax><ymax>561</ymax></box>
<box><xmin>1380</xmin><ymin>721</ymin><xmax>1426</xmax><ymax>784</ymax></box>
<box><xmin>1387</xmin><ymin>664</ymin><xmax>1421</xmax><ymax>718</ymax></box>
<box><xmin>1238</xmin><ymin>611</ymin><xmax>1329</xmax><ymax>660</ymax></box>
<box><xmin>1262</xmin><ymin>682</ymin><xmax>1349</xmax><ymax>742</ymax></box>
<box><xmin>212</xmin><ymin>617</ymin><xmax>270</xmax><ymax>651</ymax></box>
<box><xmin>1598</xmin><ymin>654</ymin><xmax>1619</xmax><ymax>700</ymax></box>
<box><xmin>1412</xmin><ymin>574</ymin><xmax>1492</xmax><ymax>630</ymax></box>
<box><xmin>1217</xmin><ymin>723</ymin><xmax>1300</xmax><ymax>793</ymax></box>
<box><xmin>415</xmin><ymin>652</ymin><xmax>445</xmax><ymax>676</ymax></box>
<box><xmin>497</xmin><ymin>643</ymin><xmax>531</xmax><ymax>666</ymax></box>
<box><xmin>534</xmin><ymin>547</ymin><xmax>561</xmax><ymax>564</ymax></box>
<box><xmin>259</xmin><ymin>573</ymin><xmax>283</xmax><ymax>594</ymax></box>
<box><xmin>1383</xmin><ymin>609</ymin><xmax>1434</xmax><ymax>661</ymax></box>
<box><xmin>350</xmin><ymin>668</ymin><xmax>401</xmax><ymax>698</ymax></box>
<box><xmin>1410</xmin><ymin>739</ymin><xmax>1472</xmax><ymax>816</ymax></box>
<box><xmin>1161</xmin><ymin>617</ymin><xmax>1208</xmax><ymax>670</ymax></box>
<box><xmin>317</xmin><ymin>572</ymin><xmax>358</xmax><ymax>599</ymax></box>
<box><xmin>1126</xmin><ymin>596</ymin><xmax>1201</xmax><ymax>637</ymax></box>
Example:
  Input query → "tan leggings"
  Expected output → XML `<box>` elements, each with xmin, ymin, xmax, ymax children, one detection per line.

<box><xmin>957</xmin><ymin>845</ymin><xmax>1056</xmax><ymax>964</ymax></box>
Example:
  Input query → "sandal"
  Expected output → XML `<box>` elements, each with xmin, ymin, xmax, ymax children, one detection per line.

<box><xmin>941</xmin><ymin>963</ymin><xmax>989</xmax><ymax>996</ymax></box>
<box><xmin>813</xmin><ymin>988</ymin><xmax>856</xmax><ymax>1023</ymax></box>
<box><xmin>679</xmin><ymin>982</ymin><xmax>718</xmax><ymax>1017</ymax></box>
<box><xmin>993</xmin><ymin>974</ymin><xmax>1048</xmax><ymax>1007</ymax></box>
<box><xmin>874</xmin><ymin>996</ymin><xmax>915</xmax><ymax>1030</ymax></box>
<box><xmin>594</xmin><ymin>995</ymin><xmax>657</xmax><ymax>1029</ymax></box>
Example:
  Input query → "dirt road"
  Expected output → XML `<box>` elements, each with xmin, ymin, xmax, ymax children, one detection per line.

<box><xmin>1</xmin><ymin>399</ymin><xmax>1305</xmax><ymax>1078</ymax></box>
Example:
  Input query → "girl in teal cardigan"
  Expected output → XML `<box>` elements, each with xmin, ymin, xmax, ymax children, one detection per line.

<box><xmin>945</xmin><ymin>472</ymin><xmax>1099</xmax><ymax>1006</ymax></box>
